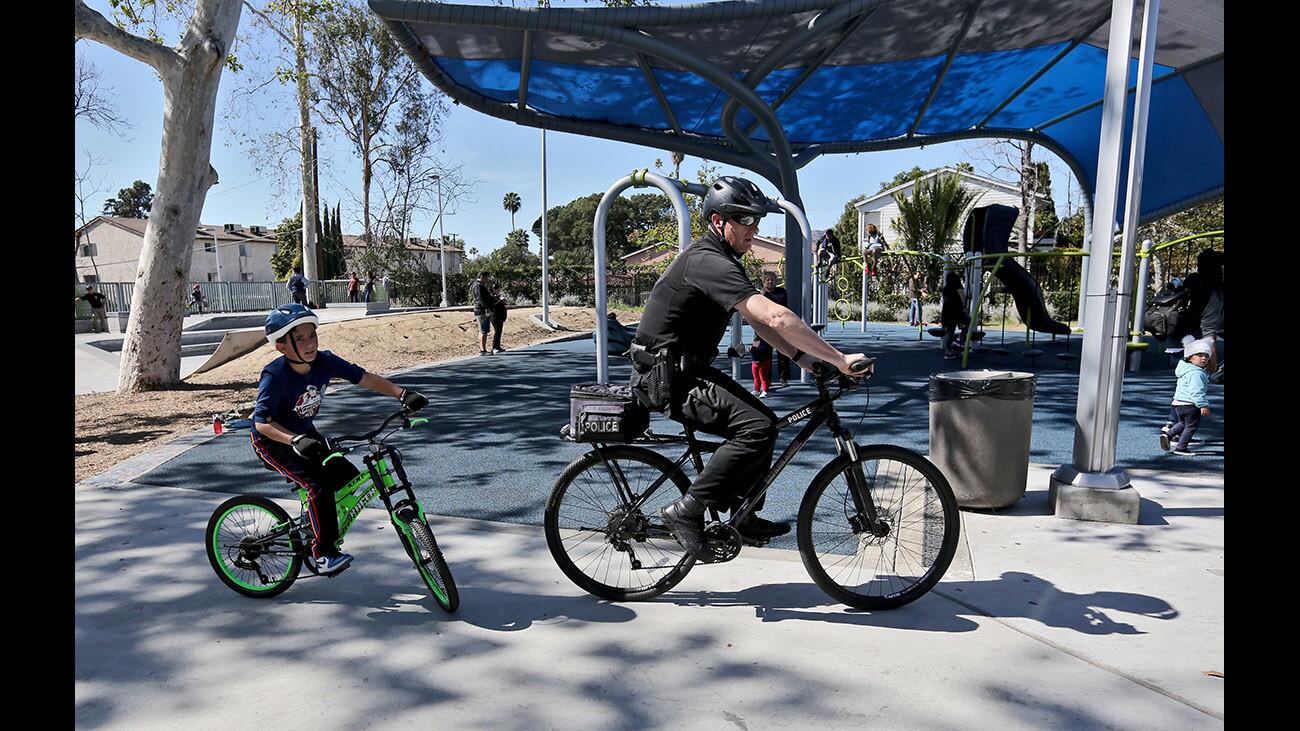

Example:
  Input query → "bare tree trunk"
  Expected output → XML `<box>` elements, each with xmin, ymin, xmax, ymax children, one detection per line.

<box><xmin>76</xmin><ymin>0</ymin><xmax>243</xmax><ymax>392</ymax></box>
<box><xmin>295</xmin><ymin>7</ymin><xmax>320</xmax><ymax>304</ymax></box>
<box><xmin>1018</xmin><ymin>142</ymin><xmax>1031</xmax><ymax>268</ymax></box>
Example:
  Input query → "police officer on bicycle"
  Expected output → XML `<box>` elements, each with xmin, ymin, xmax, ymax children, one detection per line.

<box><xmin>628</xmin><ymin>176</ymin><xmax>872</xmax><ymax>556</ymax></box>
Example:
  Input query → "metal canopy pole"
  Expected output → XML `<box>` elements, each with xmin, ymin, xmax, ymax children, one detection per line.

<box><xmin>592</xmin><ymin>170</ymin><xmax>692</xmax><ymax>383</ymax></box>
<box><xmin>541</xmin><ymin>129</ymin><xmax>550</xmax><ymax>326</ymax></box>
<box><xmin>1050</xmin><ymin>0</ymin><xmax>1152</xmax><ymax>524</ymax></box>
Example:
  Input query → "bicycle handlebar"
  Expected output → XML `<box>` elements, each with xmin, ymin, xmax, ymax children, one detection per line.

<box><xmin>323</xmin><ymin>407</ymin><xmax>428</xmax><ymax>459</ymax></box>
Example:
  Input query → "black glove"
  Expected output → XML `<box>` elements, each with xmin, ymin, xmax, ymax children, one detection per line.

<box><xmin>400</xmin><ymin>388</ymin><xmax>428</xmax><ymax>412</ymax></box>
<box><xmin>291</xmin><ymin>434</ymin><xmax>328</xmax><ymax>461</ymax></box>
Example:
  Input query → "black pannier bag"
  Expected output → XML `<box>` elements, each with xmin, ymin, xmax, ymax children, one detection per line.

<box><xmin>568</xmin><ymin>383</ymin><xmax>649</xmax><ymax>442</ymax></box>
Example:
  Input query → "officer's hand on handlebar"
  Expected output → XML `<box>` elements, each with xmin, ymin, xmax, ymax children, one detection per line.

<box><xmin>291</xmin><ymin>434</ymin><xmax>328</xmax><ymax>461</ymax></box>
<box><xmin>400</xmin><ymin>388</ymin><xmax>428</xmax><ymax>413</ymax></box>
<box><xmin>841</xmin><ymin>354</ymin><xmax>875</xmax><ymax>378</ymax></box>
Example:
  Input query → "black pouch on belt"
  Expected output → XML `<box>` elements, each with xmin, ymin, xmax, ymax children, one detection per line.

<box><xmin>629</xmin><ymin>342</ymin><xmax>675</xmax><ymax>410</ymax></box>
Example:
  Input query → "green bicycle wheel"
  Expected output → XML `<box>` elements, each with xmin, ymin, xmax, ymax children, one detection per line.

<box><xmin>402</xmin><ymin>516</ymin><xmax>459</xmax><ymax>612</ymax></box>
<box><xmin>206</xmin><ymin>495</ymin><xmax>303</xmax><ymax>598</ymax></box>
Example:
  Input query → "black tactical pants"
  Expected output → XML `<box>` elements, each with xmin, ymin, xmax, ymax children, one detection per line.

<box><xmin>633</xmin><ymin>365</ymin><xmax>778</xmax><ymax>512</ymax></box>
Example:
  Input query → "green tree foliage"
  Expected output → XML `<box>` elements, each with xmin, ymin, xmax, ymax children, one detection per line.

<box><xmin>530</xmin><ymin>192</ymin><xmax>678</xmax><ymax>259</ymax></box>
<box><xmin>830</xmin><ymin>194</ymin><xmax>866</xmax><ymax>249</ymax></box>
<box><xmin>320</xmin><ymin>202</ymin><xmax>347</xmax><ymax>279</ymax></box>
<box><xmin>891</xmin><ymin>172</ymin><xmax>983</xmax><ymax>255</ymax></box>
<box><xmin>1030</xmin><ymin>161</ymin><xmax>1060</xmax><ymax>240</ymax></box>
<box><xmin>503</xmin><ymin>191</ymin><xmax>521</xmax><ymax>230</ymax></box>
<box><xmin>877</xmin><ymin>166</ymin><xmax>929</xmax><ymax>194</ymax></box>
<box><xmin>102</xmin><ymin>180</ymin><xmax>154</xmax><ymax>218</ymax></box>
<box><xmin>271</xmin><ymin>211</ymin><xmax>305</xmax><ymax>279</ymax></box>
<box><xmin>312</xmin><ymin>1</ymin><xmax>444</xmax><ymax>240</ymax></box>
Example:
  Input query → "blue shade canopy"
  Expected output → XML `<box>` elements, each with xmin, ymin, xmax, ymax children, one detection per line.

<box><xmin>370</xmin><ymin>0</ymin><xmax>1223</xmax><ymax>224</ymax></box>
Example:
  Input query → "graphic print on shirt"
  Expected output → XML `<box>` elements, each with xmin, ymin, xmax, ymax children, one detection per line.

<box><xmin>294</xmin><ymin>384</ymin><xmax>326</xmax><ymax>419</ymax></box>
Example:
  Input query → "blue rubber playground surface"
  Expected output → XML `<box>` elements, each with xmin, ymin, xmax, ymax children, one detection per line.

<box><xmin>134</xmin><ymin>322</ymin><xmax>1224</xmax><ymax>548</ymax></box>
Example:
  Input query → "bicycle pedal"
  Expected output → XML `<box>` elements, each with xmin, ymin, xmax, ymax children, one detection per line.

<box><xmin>740</xmin><ymin>536</ymin><xmax>771</xmax><ymax>548</ymax></box>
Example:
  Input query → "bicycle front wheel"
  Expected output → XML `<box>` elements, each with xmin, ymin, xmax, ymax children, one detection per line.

<box><xmin>404</xmin><ymin>516</ymin><xmax>459</xmax><ymax>613</ymax></box>
<box><xmin>545</xmin><ymin>445</ymin><xmax>695</xmax><ymax>601</ymax></box>
<box><xmin>206</xmin><ymin>495</ymin><xmax>303</xmax><ymax>598</ymax></box>
<box><xmin>797</xmin><ymin>445</ymin><xmax>959</xmax><ymax>610</ymax></box>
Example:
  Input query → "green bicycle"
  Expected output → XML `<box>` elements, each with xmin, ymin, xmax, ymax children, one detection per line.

<box><xmin>204</xmin><ymin>408</ymin><xmax>459</xmax><ymax>612</ymax></box>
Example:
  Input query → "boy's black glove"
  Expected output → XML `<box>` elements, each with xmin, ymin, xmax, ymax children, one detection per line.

<box><xmin>400</xmin><ymin>388</ymin><xmax>428</xmax><ymax>412</ymax></box>
<box><xmin>291</xmin><ymin>434</ymin><xmax>328</xmax><ymax>461</ymax></box>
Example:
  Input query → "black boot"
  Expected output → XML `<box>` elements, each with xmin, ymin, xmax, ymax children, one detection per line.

<box><xmin>661</xmin><ymin>493</ymin><xmax>707</xmax><ymax>555</ymax></box>
<box><xmin>735</xmin><ymin>512</ymin><xmax>791</xmax><ymax>541</ymax></box>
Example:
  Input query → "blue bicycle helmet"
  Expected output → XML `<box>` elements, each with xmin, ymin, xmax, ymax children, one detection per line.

<box><xmin>265</xmin><ymin>303</ymin><xmax>319</xmax><ymax>343</ymax></box>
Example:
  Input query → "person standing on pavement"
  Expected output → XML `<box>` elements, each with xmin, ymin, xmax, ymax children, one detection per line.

<box><xmin>490</xmin><ymin>295</ymin><xmax>508</xmax><ymax>353</ymax></box>
<box><xmin>629</xmin><ymin>175</ymin><xmax>871</xmax><ymax>556</ymax></box>
<box><xmin>1159</xmin><ymin>338</ymin><xmax>1213</xmax><ymax>455</ymax></box>
<box><xmin>760</xmin><ymin>272</ymin><xmax>790</xmax><ymax>386</ymax></box>
<box><xmin>191</xmin><ymin>283</ymin><xmax>208</xmax><ymax>314</ymax></box>
<box><xmin>362</xmin><ymin>271</ymin><xmax>375</xmax><ymax>303</ymax></box>
<box><xmin>907</xmin><ymin>271</ymin><xmax>927</xmax><ymax>327</ymax></box>
<box><xmin>347</xmin><ymin>273</ymin><xmax>359</xmax><ymax>303</ymax></box>
<box><xmin>77</xmin><ymin>284</ymin><xmax>109</xmax><ymax>333</ymax></box>
<box><xmin>287</xmin><ymin>266</ymin><xmax>308</xmax><ymax>306</ymax></box>
<box><xmin>471</xmin><ymin>271</ymin><xmax>499</xmax><ymax>355</ymax></box>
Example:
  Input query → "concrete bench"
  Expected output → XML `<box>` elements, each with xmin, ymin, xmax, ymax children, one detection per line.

<box><xmin>327</xmin><ymin>301</ymin><xmax>390</xmax><ymax>314</ymax></box>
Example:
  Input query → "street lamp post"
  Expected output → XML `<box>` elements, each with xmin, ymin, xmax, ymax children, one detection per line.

<box><xmin>431</xmin><ymin>174</ymin><xmax>449</xmax><ymax>307</ymax></box>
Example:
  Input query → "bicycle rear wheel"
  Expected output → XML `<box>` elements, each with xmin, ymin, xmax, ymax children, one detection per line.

<box><xmin>206</xmin><ymin>495</ymin><xmax>303</xmax><ymax>598</ymax></box>
<box><xmin>403</xmin><ymin>516</ymin><xmax>459</xmax><ymax>613</ymax></box>
<box><xmin>545</xmin><ymin>445</ymin><xmax>695</xmax><ymax>601</ymax></box>
<box><xmin>797</xmin><ymin>445</ymin><xmax>959</xmax><ymax>610</ymax></box>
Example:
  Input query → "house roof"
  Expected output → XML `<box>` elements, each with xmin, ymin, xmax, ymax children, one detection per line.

<box><xmin>76</xmin><ymin>216</ymin><xmax>278</xmax><ymax>244</ymax></box>
<box><xmin>341</xmin><ymin>234</ymin><xmax>465</xmax><ymax>253</ymax></box>
<box><xmin>855</xmin><ymin>166</ymin><xmax>1051</xmax><ymax>210</ymax></box>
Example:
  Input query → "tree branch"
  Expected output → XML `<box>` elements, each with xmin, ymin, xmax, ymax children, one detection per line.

<box><xmin>241</xmin><ymin>0</ymin><xmax>296</xmax><ymax>46</ymax></box>
<box><xmin>74</xmin><ymin>0</ymin><xmax>180</xmax><ymax>76</ymax></box>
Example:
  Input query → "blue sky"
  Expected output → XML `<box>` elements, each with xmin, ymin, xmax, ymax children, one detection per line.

<box><xmin>74</xmin><ymin>0</ymin><xmax>1082</xmax><ymax>257</ymax></box>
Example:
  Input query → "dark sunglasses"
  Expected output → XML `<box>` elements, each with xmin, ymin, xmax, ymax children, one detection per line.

<box><xmin>730</xmin><ymin>214</ymin><xmax>763</xmax><ymax>227</ymax></box>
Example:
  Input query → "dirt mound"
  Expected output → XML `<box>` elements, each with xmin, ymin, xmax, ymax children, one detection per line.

<box><xmin>75</xmin><ymin>306</ymin><xmax>617</xmax><ymax>483</ymax></box>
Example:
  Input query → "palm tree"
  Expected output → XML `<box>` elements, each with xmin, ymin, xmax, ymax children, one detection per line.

<box><xmin>893</xmin><ymin>172</ymin><xmax>983</xmax><ymax>290</ymax></box>
<box><xmin>893</xmin><ymin>172</ymin><xmax>982</xmax><ymax>256</ymax></box>
<box><xmin>503</xmin><ymin>192</ymin><xmax>521</xmax><ymax>230</ymax></box>
<box><xmin>671</xmin><ymin>151</ymin><xmax>685</xmax><ymax>178</ymax></box>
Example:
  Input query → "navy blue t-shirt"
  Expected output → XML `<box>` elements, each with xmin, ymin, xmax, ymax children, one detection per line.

<box><xmin>252</xmin><ymin>350</ymin><xmax>365</xmax><ymax>440</ymax></box>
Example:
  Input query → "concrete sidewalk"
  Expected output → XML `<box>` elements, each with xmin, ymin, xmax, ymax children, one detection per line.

<box><xmin>75</xmin><ymin>461</ymin><xmax>1223</xmax><ymax>729</ymax></box>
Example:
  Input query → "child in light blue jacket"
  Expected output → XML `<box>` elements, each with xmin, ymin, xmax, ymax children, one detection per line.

<box><xmin>1160</xmin><ymin>339</ymin><xmax>1212</xmax><ymax>455</ymax></box>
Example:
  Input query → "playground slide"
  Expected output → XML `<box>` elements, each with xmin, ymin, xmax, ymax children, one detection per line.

<box><xmin>991</xmin><ymin>259</ymin><xmax>1072</xmax><ymax>335</ymax></box>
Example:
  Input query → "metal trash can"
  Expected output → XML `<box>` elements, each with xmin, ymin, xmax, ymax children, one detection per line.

<box><xmin>928</xmin><ymin>370</ymin><xmax>1036</xmax><ymax>509</ymax></box>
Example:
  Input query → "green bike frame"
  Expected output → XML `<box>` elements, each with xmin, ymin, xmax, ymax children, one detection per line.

<box><xmin>304</xmin><ymin>421</ymin><xmax>432</xmax><ymax>555</ymax></box>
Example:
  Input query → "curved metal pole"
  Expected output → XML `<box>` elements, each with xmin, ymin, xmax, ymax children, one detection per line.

<box><xmin>719</xmin><ymin>0</ymin><xmax>886</xmax><ymax>157</ymax></box>
<box><xmin>592</xmin><ymin>170</ymin><xmax>692</xmax><ymax>383</ymax></box>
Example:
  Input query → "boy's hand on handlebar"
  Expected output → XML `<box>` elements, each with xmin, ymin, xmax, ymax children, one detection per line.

<box><xmin>400</xmin><ymin>388</ymin><xmax>428</xmax><ymax>412</ymax></box>
<box><xmin>291</xmin><ymin>434</ymin><xmax>328</xmax><ymax>461</ymax></box>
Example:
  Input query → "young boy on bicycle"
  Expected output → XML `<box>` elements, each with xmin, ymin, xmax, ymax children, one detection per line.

<box><xmin>251</xmin><ymin>304</ymin><xmax>427</xmax><ymax>574</ymax></box>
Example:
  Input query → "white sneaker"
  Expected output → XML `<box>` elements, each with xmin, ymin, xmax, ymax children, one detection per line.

<box><xmin>759</xmin><ymin>390</ymin><xmax>768</xmax><ymax>398</ymax></box>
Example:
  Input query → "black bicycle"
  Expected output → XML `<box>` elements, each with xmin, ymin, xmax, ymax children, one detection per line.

<box><xmin>545</xmin><ymin>360</ymin><xmax>960</xmax><ymax>610</ymax></box>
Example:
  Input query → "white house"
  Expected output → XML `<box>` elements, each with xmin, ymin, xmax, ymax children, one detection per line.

<box><xmin>340</xmin><ymin>235</ymin><xmax>466</xmax><ymax>275</ymax></box>
<box><xmin>854</xmin><ymin>166</ymin><xmax>1050</xmax><ymax>254</ymax></box>
<box><xmin>74</xmin><ymin>216</ymin><xmax>279</xmax><ymax>283</ymax></box>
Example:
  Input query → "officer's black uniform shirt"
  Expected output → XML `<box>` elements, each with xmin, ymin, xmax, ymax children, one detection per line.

<box><xmin>634</xmin><ymin>229</ymin><xmax>760</xmax><ymax>363</ymax></box>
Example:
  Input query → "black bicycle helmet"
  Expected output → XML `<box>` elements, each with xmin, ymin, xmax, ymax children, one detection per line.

<box><xmin>701</xmin><ymin>176</ymin><xmax>779</xmax><ymax>229</ymax></box>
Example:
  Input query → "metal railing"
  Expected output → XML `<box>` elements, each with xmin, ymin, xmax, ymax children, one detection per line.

<box><xmin>74</xmin><ymin>279</ymin><xmax>388</xmax><ymax>319</ymax></box>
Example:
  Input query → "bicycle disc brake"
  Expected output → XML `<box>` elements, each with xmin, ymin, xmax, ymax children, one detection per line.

<box><xmin>697</xmin><ymin>523</ymin><xmax>742</xmax><ymax>564</ymax></box>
